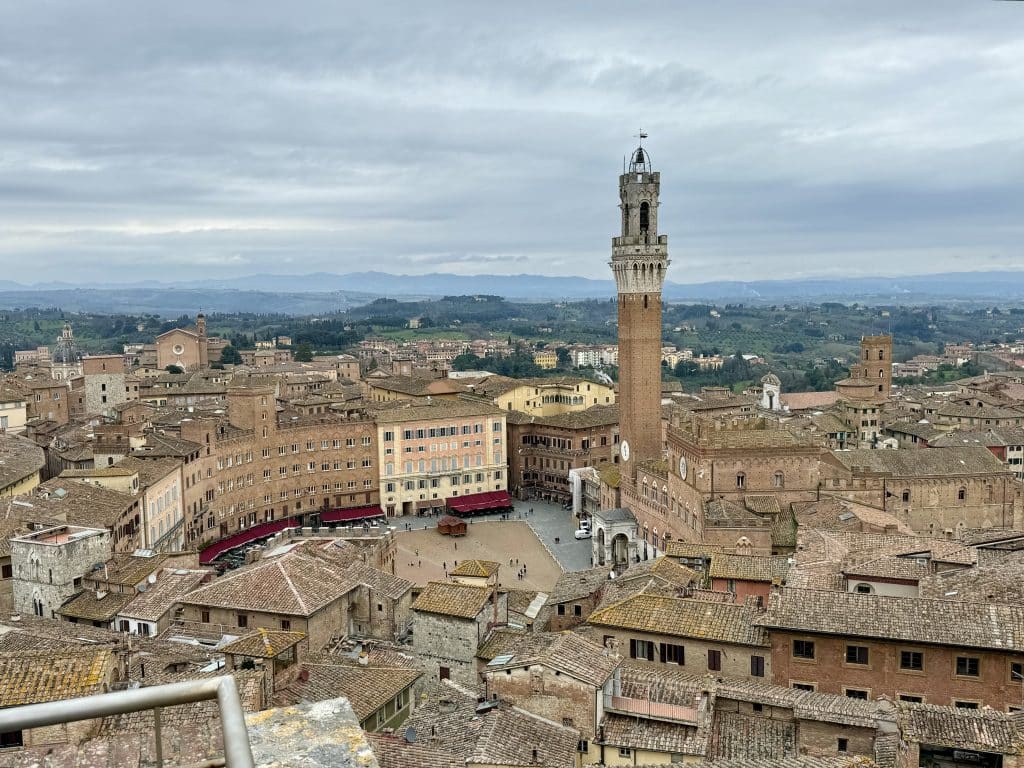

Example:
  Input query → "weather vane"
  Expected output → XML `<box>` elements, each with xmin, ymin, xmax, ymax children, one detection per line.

<box><xmin>635</xmin><ymin>129</ymin><xmax>648</xmax><ymax>146</ymax></box>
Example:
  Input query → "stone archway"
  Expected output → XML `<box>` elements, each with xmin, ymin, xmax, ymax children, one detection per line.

<box><xmin>612</xmin><ymin>533</ymin><xmax>629</xmax><ymax>570</ymax></box>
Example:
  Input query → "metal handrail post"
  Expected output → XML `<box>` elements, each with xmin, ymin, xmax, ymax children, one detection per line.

<box><xmin>0</xmin><ymin>676</ymin><xmax>255</xmax><ymax>768</ymax></box>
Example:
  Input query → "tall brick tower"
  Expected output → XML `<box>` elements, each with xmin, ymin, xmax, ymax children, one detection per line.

<box><xmin>854</xmin><ymin>334</ymin><xmax>893</xmax><ymax>399</ymax></box>
<box><xmin>611</xmin><ymin>142</ymin><xmax>670</xmax><ymax>481</ymax></box>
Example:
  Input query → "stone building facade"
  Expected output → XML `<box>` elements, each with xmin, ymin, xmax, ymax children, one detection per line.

<box><xmin>508</xmin><ymin>405</ymin><xmax>618</xmax><ymax>503</ymax></box>
<box><xmin>585</xmin><ymin>593</ymin><xmax>771</xmax><ymax>683</ymax></box>
<box><xmin>10</xmin><ymin>525</ymin><xmax>112</xmax><ymax>619</ymax></box>
<box><xmin>411</xmin><ymin>580</ymin><xmax>507</xmax><ymax>688</ymax></box>
<box><xmin>760</xmin><ymin>588</ymin><xmax>1024</xmax><ymax>711</ymax></box>
<box><xmin>822</xmin><ymin>446</ymin><xmax>1021</xmax><ymax>534</ymax></box>
<box><xmin>374</xmin><ymin>399</ymin><xmax>507</xmax><ymax>517</ymax></box>
<box><xmin>151</xmin><ymin>386</ymin><xmax>380</xmax><ymax>548</ymax></box>
<box><xmin>82</xmin><ymin>354</ymin><xmax>133</xmax><ymax>418</ymax></box>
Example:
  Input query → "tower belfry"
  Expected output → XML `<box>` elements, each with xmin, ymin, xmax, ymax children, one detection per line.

<box><xmin>610</xmin><ymin>142</ymin><xmax>670</xmax><ymax>479</ymax></box>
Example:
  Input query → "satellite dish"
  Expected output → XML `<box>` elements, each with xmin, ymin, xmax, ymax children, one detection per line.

<box><xmin>405</xmin><ymin>727</ymin><xmax>417</xmax><ymax>743</ymax></box>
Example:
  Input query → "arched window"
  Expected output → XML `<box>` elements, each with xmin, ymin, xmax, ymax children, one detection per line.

<box><xmin>958</xmin><ymin>487</ymin><xmax>966</xmax><ymax>501</ymax></box>
<box><xmin>736</xmin><ymin>473</ymin><xmax>746</xmax><ymax>489</ymax></box>
<box><xmin>878</xmin><ymin>350</ymin><xmax>884</xmax><ymax>360</ymax></box>
<box><xmin>773</xmin><ymin>471</ymin><xmax>784</xmax><ymax>489</ymax></box>
<box><xmin>643</xmin><ymin>295</ymin><xmax>648</xmax><ymax>309</ymax></box>
<box><xmin>901</xmin><ymin>489</ymin><xmax>911</xmax><ymax>503</ymax></box>
<box><xmin>639</xmin><ymin>201</ymin><xmax>650</xmax><ymax>231</ymax></box>
<box><xmin>864</xmin><ymin>349</ymin><xmax>870</xmax><ymax>360</ymax></box>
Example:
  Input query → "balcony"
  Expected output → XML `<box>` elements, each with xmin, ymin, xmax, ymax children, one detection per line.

<box><xmin>603</xmin><ymin>693</ymin><xmax>698</xmax><ymax>725</ymax></box>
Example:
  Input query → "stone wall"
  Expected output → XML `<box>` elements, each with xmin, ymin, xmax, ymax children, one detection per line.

<box><xmin>769</xmin><ymin>629</ymin><xmax>1024</xmax><ymax>710</ymax></box>
<box><xmin>485</xmin><ymin>664</ymin><xmax>599</xmax><ymax>739</ymax></box>
<box><xmin>11</xmin><ymin>528</ymin><xmax>112</xmax><ymax>619</ymax></box>
<box><xmin>411</xmin><ymin>611</ymin><xmax>483</xmax><ymax>689</ymax></box>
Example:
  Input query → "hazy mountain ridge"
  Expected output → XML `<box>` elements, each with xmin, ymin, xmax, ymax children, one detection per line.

<box><xmin>1</xmin><ymin>270</ymin><xmax>1023</xmax><ymax>316</ymax></box>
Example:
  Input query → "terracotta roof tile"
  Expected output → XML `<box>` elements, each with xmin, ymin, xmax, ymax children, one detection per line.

<box><xmin>760</xmin><ymin>587</ymin><xmax>1024</xmax><ymax>651</ymax></box>
<box><xmin>183</xmin><ymin>551</ymin><xmax>357</xmax><ymax>616</ymax></box>
<box><xmin>587</xmin><ymin>594</ymin><xmax>769</xmax><ymax>647</ymax></box>
<box><xmin>412</xmin><ymin>581</ymin><xmax>492</xmax><ymax>619</ymax></box>
<box><xmin>58</xmin><ymin>590</ymin><xmax>134</xmax><ymax>622</ymax></box>
<box><xmin>449</xmin><ymin>559</ymin><xmax>500</xmax><ymax>578</ymax></box>
<box><xmin>0</xmin><ymin>649</ymin><xmax>112</xmax><ymax>707</ymax></box>
<box><xmin>220</xmin><ymin>628</ymin><xmax>306</xmax><ymax>658</ymax></box>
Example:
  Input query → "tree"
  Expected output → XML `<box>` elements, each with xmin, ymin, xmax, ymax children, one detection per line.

<box><xmin>556</xmin><ymin>348</ymin><xmax>573</xmax><ymax>368</ymax></box>
<box><xmin>219</xmin><ymin>345</ymin><xmax>243</xmax><ymax>365</ymax></box>
<box><xmin>165</xmin><ymin>364</ymin><xmax>184</xmax><ymax>374</ymax></box>
<box><xmin>674</xmin><ymin>360</ymin><xmax>700</xmax><ymax>377</ymax></box>
<box><xmin>294</xmin><ymin>343</ymin><xmax>314</xmax><ymax>362</ymax></box>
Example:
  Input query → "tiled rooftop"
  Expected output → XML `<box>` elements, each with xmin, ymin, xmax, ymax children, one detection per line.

<box><xmin>58</xmin><ymin>590</ymin><xmax>134</xmax><ymax>622</ymax></box>
<box><xmin>708</xmin><ymin>554</ymin><xmax>790</xmax><ymax>583</ymax></box>
<box><xmin>485</xmin><ymin>631</ymin><xmax>620</xmax><ymax>688</ymax></box>
<box><xmin>0</xmin><ymin>432</ymin><xmax>46</xmax><ymax>489</ymax></box>
<box><xmin>759</xmin><ymin>587</ymin><xmax>1024</xmax><ymax>651</ymax></box>
<box><xmin>183</xmin><ymin>551</ymin><xmax>358</xmax><ymax>616</ymax></box>
<box><xmin>273</xmin><ymin>652</ymin><xmax>421</xmax><ymax>721</ymax></box>
<box><xmin>831</xmin><ymin>445</ymin><xmax>1009</xmax><ymax>476</ymax></box>
<box><xmin>119</xmin><ymin>568</ymin><xmax>210</xmax><ymax>622</ymax></box>
<box><xmin>587</xmin><ymin>593</ymin><xmax>769</xmax><ymax>647</ymax></box>
<box><xmin>411</xmin><ymin>581</ymin><xmax>492</xmax><ymax>620</ymax></box>
<box><xmin>220</xmin><ymin>628</ymin><xmax>306</xmax><ymax>658</ymax></box>
<box><xmin>0</xmin><ymin>648</ymin><xmax>112</xmax><ymax>707</ymax></box>
<box><xmin>546</xmin><ymin>566</ymin><xmax>613</xmax><ymax>604</ymax></box>
<box><xmin>449</xmin><ymin>559</ymin><xmax>500</xmax><ymax>578</ymax></box>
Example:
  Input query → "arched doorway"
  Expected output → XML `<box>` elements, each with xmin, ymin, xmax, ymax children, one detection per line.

<box><xmin>612</xmin><ymin>533</ymin><xmax>629</xmax><ymax>570</ymax></box>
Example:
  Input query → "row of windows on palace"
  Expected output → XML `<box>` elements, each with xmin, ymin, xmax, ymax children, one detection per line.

<box><xmin>183</xmin><ymin>437</ymin><xmax>374</xmax><ymax>489</ymax></box>
<box><xmin>386</xmin><ymin>453</ymin><xmax>502</xmax><ymax>475</ymax></box>
<box><xmin>387</xmin><ymin>438</ymin><xmax>502</xmax><ymax>456</ymax></box>
<box><xmin>383</xmin><ymin>471</ymin><xmax>502</xmax><ymax>493</ymax></box>
<box><xmin>521</xmin><ymin>434</ymin><xmax>618</xmax><ymax>450</ymax></box>
<box><xmin>383</xmin><ymin>422</ymin><xmax>503</xmax><ymax>442</ymax></box>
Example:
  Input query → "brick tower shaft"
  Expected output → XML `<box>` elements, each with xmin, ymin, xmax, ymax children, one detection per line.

<box><xmin>610</xmin><ymin>144</ymin><xmax>670</xmax><ymax>480</ymax></box>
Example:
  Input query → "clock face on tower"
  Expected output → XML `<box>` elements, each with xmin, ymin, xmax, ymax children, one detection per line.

<box><xmin>678</xmin><ymin>456</ymin><xmax>687</xmax><ymax>479</ymax></box>
<box><xmin>620</xmin><ymin>440</ymin><xmax>630</xmax><ymax>462</ymax></box>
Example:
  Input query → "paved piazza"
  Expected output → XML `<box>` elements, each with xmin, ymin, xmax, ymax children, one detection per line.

<box><xmin>393</xmin><ymin>500</ymin><xmax>593</xmax><ymax>591</ymax></box>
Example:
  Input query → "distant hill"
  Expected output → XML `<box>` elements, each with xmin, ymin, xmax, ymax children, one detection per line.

<box><xmin>2</xmin><ymin>270</ymin><xmax>1024</xmax><ymax>314</ymax></box>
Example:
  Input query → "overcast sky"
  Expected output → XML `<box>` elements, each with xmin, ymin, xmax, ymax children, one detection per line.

<box><xmin>0</xmin><ymin>1</ymin><xmax>1021</xmax><ymax>285</ymax></box>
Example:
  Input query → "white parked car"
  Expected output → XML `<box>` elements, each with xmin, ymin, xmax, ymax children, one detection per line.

<box><xmin>574</xmin><ymin>528</ymin><xmax>592</xmax><ymax>539</ymax></box>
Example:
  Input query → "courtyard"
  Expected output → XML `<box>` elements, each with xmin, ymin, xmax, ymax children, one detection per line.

<box><xmin>393</xmin><ymin>499</ymin><xmax>593</xmax><ymax>590</ymax></box>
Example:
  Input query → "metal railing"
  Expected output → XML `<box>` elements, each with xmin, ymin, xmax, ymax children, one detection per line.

<box><xmin>0</xmin><ymin>675</ymin><xmax>255</xmax><ymax>768</ymax></box>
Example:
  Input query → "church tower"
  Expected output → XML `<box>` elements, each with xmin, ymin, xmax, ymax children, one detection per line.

<box><xmin>610</xmin><ymin>142</ymin><xmax>670</xmax><ymax>480</ymax></box>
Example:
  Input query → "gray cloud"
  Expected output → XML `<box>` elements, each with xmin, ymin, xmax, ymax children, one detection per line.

<box><xmin>0</xmin><ymin>1</ymin><xmax>1021</xmax><ymax>284</ymax></box>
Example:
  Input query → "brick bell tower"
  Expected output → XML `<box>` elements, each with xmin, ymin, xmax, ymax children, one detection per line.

<box><xmin>610</xmin><ymin>140</ymin><xmax>670</xmax><ymax>483</ymax></box>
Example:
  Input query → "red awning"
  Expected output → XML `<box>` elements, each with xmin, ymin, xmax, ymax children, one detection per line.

<box><xmin>446</xmin><ymin>490</ymin><xmax>513</xmax><ymax>513</ymax></box>
<box><xmin>320</xmin><ymin>505</ymin><xmax>386</xmax><ymax>524</ymax></box>
<box><xmin>200</xmin><ymin>517</ymin><xmax>301</xmax><ymax>565</ymax></box>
